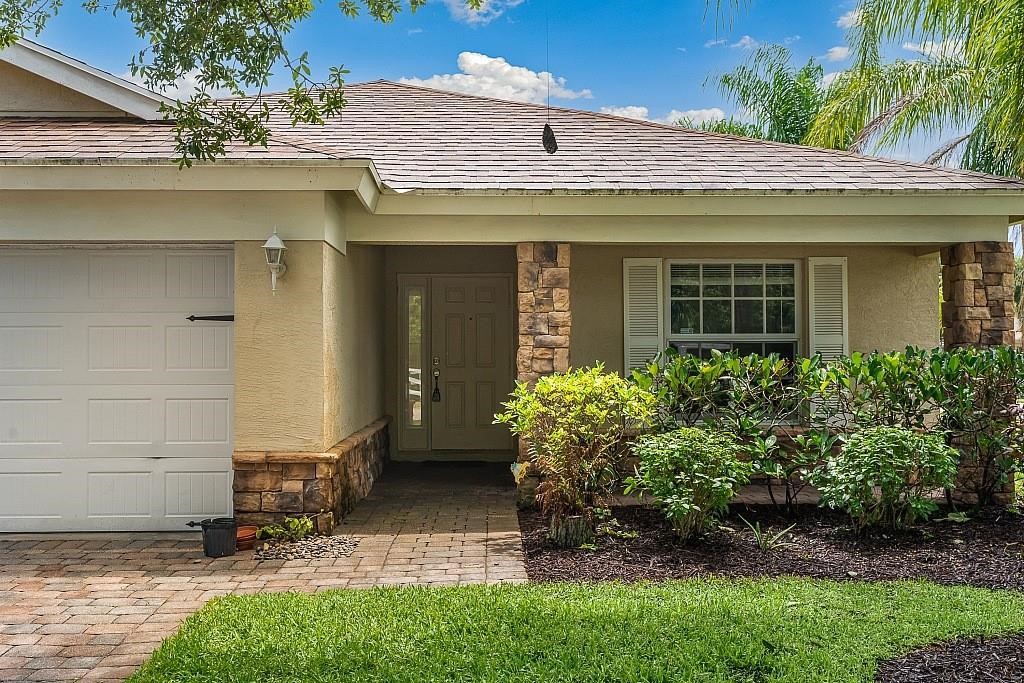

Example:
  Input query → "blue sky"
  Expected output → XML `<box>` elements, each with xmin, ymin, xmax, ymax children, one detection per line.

<box><xmin>34</xmin><ymin>0</ymin><xmax>942</xmax><ymax>159</ymax></box>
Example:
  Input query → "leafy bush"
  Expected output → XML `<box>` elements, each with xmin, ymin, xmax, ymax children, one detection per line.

<box><xmin>634</xmin><ymin>346</ymin><xmax>1024</xmax><ymax>509</ymax></box>
<box><xmin>814</xmin><ymin>427</ymin><xmax>958</xmax><ymax>530</ymax></box>
<box><xmin>258</xmin><ymin>515</ymin><xmax>314</xmax><ymax>543</ymax></box>
<box><xmin>626</xmin><ymin>428</ymin><xmax>751</xmax><ymax>540</ymax></box>
<box><xmin>632</xmin><ymin>349</ymin><xmax>826</xmax><ymax>513</ymax></box>
<box><xmin>933</xmin><ymin>346</ymin><xmax>1024</xmax><ymax>505</ymax></box>
<box><xmin>495</xmin><ymin>365</ymin><xmax>656</xmax><ymax>546</ymax></box>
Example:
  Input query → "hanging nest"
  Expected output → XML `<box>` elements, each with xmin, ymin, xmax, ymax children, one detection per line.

<box><xmin>543</xmin><ymin>123</ymin><xmax>558</xmax><ymax>154</ymax></box>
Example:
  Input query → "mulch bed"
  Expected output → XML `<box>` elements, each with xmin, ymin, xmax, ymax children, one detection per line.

<box><xmin>876</xmin><ymin>634</ymin><xmax>1024</xmax><ymax>682</ymax></box>
<box><xmin>518</xmin><ymin>504</ymin><xmax>1024</xmax><ymax>590</ymax></box>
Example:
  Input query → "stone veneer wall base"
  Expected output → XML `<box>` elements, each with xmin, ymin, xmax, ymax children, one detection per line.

<box><xmin>232</xmin><ymin>417</ymin><xmax>390</xmax><ymax>533</ymax></box>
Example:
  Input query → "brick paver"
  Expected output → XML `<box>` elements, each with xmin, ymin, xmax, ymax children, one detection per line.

<box><xmin>0</xmin><ymin>462</ymin><xmax>526</xmax><ymax>682</ymax></box>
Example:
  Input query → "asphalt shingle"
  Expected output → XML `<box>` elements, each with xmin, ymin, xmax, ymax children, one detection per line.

<box><xmin>3</xmin><ymin>80</ymin><xmax>1024</xmax><ymax>193</ymax></box>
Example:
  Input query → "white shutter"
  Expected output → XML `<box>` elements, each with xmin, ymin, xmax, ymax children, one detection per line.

<box><xmin>623</xmin><ymin>258</ymin><xmax>664</xmax><ymax>372</ymax></box>
<box><xmin>807</xmin><ymin>257</ymin><xmax>849</xmax><ymax>360</ymax></box>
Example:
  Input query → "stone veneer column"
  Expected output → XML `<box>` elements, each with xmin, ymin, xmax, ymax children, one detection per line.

<box><xmin>514</xmin><ymin>242</ymin><xmax>571</xmax><ymax>506</ymax></box>
<box><xmin>516</xmin><ymin>242</ymin><xmax>572</xmax><ymax>384</ymax></box>
<box><xmin>940</xmin><ymin>240</ymin><xmax>1016</xmax><ymax>506</ymax></box>
<box><xmin>941</xmin><ymin>241</ymin><xmax>1016</xmax><ymax>349</ymax></box>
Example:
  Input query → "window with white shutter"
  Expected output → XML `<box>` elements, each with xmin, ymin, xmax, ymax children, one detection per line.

<box><xmin>807</xmin><ymin>257</ymin><xmax>849</xmax><ymax>360</ymax></box>
<box><xmin>623</xmin><ymin>258</ymin><xmax>664</xmax><ymax>372</ymax></box>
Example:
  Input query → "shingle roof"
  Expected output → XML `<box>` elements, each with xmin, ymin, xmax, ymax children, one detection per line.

<box><xmin>3</xmin><ymin>80</ymin><xmax>1024</xmax><ymax>193</ymax></box>
<box><xmin>0</xmin><ymin>118</ymin><xmax>337</xmax><ymax>161</ymax></box>
<box><xmin>264</xmin><ymin>81</ymin><xmax>1024</xmax><ymax>192</ymax></box>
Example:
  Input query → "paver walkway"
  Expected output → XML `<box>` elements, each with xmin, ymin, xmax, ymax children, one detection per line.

<box><xmin>0</xmin><ymin>462</ymin><xmax>526</xmax><ymax>682</ymax></box>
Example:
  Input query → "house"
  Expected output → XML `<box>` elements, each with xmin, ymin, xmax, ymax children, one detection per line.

<box><xmin>1</xmin><ymin>39</ymin><xmax>1021</xmax><ymax>533</ymax></box>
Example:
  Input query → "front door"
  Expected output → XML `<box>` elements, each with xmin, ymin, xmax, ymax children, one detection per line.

<box><xmin>428</xmin><ymin>276</ymin><xmax>513</xmax><ymax>451</ymax></box>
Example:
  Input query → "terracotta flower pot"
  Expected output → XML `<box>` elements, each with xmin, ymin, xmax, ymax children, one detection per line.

<box><xmin>236</xmin><ymin>525</ymin><xmax>259</xmax><ymax>551</ymax></box>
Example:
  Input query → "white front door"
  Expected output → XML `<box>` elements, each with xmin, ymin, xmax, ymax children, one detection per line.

<box><xmin>0</xmin><ymin>247</ymin><xmax>235</xmax><ymax>532</ymax></box>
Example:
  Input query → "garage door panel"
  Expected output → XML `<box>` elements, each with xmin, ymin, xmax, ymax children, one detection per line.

<box><xmin>0</xmin><ymin>470</ymin><xmax>64</xmax><ymax>520</ymax></box>
<box><xmin>0</xmin><ymin>248</ymin><xmax>234</xmax><ymax>532</ymax></box>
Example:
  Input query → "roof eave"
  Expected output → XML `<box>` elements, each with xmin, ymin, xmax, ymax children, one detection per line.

<box><xmin>1</xmin><ymin>39</ymin><xmax>173</xmax><ymax>120</ymax></box>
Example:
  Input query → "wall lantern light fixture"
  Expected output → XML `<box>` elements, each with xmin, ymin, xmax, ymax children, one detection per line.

<box><xmin>262</xmin><ymin>228</ymin><xmax>288</xmax><ymax>292</ymax></box>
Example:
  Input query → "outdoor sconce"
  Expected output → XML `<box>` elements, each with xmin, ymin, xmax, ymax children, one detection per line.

<box><xmin>262</xmin><ymin>228</ymin><xmax>288</xmax><ymax>292</ymax></box>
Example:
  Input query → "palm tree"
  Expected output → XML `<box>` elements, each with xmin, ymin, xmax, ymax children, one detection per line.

<box><xmin>681</xmin><ymin>45</ymin><xmax>854</xmax><ymax>148</ymax></box>
<box><xmin>805</xmin><ymin>1</ymin><xmax>1024</xmax><ymax>177</ymax></box>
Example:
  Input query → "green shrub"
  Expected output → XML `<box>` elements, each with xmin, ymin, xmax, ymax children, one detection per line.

<box><xmin>933</xmin><ymin>346</ymin><xmax>1024</xmax><ymax>506</ymax></box>
<box><xmin>626</xmin><ymin>428</ymin><xmax>752</xmax><ymax>540</ymax></box>
<box><xmin>258</xmin><ymin>515</ymin><xmax>314</xmax><ymax>543</ymax></box>
<box><xmin>814</xmin><ymin>427</ymin><xmax>958</xmax><ymax>530</ymax></box>
<box><xmin>495</xmin><ymin>365</ymin><xmax>656</xmax><ymax>546</ymax></box>
<box><xmin>632</xmin><ymin>349</ymin><xmax>825</xmax><ymax>513</ymax></box>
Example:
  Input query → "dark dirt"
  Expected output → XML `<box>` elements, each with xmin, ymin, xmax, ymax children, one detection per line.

<box><xmin>518</xmin><ymin>504</ymin><xmax>1024</xmax><ymax>590</ymax></box>
<box><xmin>875</xmin><ymin>634</ymin><xmax>1024</xmax><ymax>683</ymax></box>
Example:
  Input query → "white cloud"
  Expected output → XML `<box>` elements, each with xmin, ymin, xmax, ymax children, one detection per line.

<box><xmin>667</xmin><ymin>107</ymin><xmax>726</xmax><ymax>126</ymax></box>
<box><xmin>601</xmin><ymin>104</ymin><xmax>726</xmax><ymax>126</ymax></box>
<box><xmin>600</xmin><ymin>105</ymin><xmax>650</xmax><ymax>120</ymax></box>
<box><xmin>902</xmin><ymin>40</ymin><xmax>965</xmax><ymax>59</ymax></box>
<box><xmin>704</xmin><ymin>38</ymin><xmax>728</xmax><ymax>48</ymax></box>
<box><xmin>442</xmin><ymin>0</ymin><xmax>524</xmax><ymax>25</ymax></box>
<box><xmin>399</xmin><ymin>52</ymin><xmax>591</xmax><ymax>104</ymax></box>
<box><xmin>821</xmin><ymin>71</ymin><xmax>843</xmax><ymax>89</ymax></box>
<box><xmin>120</xmin><ymin>70</ymin><xmax>233</xmax><ymax>100</ymax></box>
<box><xmin>407</xmin><ymin>27</ymin><xmax>424</xmax><ymax>35</ymax></box>
<box><xmin>837</xmin><ymin>9</ymin><xmax>861</xmax><ymax>29</ymax></box>
<box><xmin>783</xmin><ymin>35</ymin><xmax>802</xmax><ymax>45</ymax></box>
<box><xmin>731</xmin><ymin>35</ymin><xmax>759</xmax><ymax>50</ymax></box>
<box><xmin>826</xmin><ymin>45</ymin><xmax>851</xmax><ymax>62</ymax></box>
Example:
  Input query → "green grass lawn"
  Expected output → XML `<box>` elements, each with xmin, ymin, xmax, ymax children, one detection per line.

<box><xmin>130</xmin><ymin>579</ymin><xmax>1024</xmax><ymax>683</ymax></box>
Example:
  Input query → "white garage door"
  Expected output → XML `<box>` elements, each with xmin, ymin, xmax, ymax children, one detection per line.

<box><xmin>0</xmin><ymin>247</ymin><xmax>235</xmax><ymax>532</ymax></box>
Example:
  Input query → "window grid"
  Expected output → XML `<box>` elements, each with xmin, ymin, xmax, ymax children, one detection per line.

<box><xmin>667</xmin><ymin>260</ymin><xmax>801</xmax><ymax>359</ymax></box>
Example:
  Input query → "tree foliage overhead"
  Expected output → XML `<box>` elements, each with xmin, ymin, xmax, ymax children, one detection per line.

<box><xmin>807</xmin><ymin>0</ymin><xmax>1024</xmax><ymax>177</ymax></box>
<box><xmin>0</xmin><ymin>0</ymin><xmax>480</xmax><ymax>164</ymax></box>
<box><xmin>702</xmin><ymin>45</ymin><xmax>854</xmax><ymax>147</ymax></box>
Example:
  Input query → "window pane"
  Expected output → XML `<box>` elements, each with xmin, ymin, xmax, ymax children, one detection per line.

<box><xmin>767</xmin><ymin>300</ymin><xmax>796</xmax><ymax>334</ymax></box>
<box><xmin>703</xmin><ymin>299</ymin><xmax>732</xmax><ymax>334</ymax></box>
<box><xmin>734</xmin><ymin>342</ymin><xmax>763</xmax><ymax>357</ymax></box>
<box><xmin>669</xmin><ymin>340</ymin><xmax>700</xmax><ymax>357</ymax></box>
<box><xmin>765</xmin><ymin>341</ymin><xmax>797</xmax><ymax>361</ymax></box>
<box><xmin>702</xmin><ymin>264</ymin><xmax>732</xmax><ymax>298</ymax></box>
<box><xmin>701</xmin><ymin>341</ymin><xmax>732</xmax><ymax>359</ymax></box>
<box><xmin>670</xmin><ymin>264</ymin><xmax>700</xmax><ymax>298</ymax></box>
<box><xmin>734</xmin><ymin>264</ymin><xmax>764</xmax><ymax>298</ymax></box>
<box><xmin>406</xmin><ymin>288</ymin><xmax>423</xmax><ymax>427</ymax></box>
<box><xmin>766</xmin><ymin>264</ymin><xmax>795</xmax><ymax>297</ymax></box>
<box><xmin>671</xmin><ymin>300</ymin><xmax>700</xmax><ymax>334</ymax></box>
<box><xmin>735</xmin><ymin>300</ymin><xmax>764</xmax><ymax>334</ymax></box>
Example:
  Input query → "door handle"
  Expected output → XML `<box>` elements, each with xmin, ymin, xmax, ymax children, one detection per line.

<box><xmin>187</xmin><ymin>314</ymin><xmax>235</xmax><ymax>322</ymax></box>
<box><xmin>432</xmin><ymin>369</ymin><xmax>441</xmax><ymax>402</ymax></box>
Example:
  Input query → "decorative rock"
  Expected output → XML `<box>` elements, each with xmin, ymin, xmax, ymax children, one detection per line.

<box><xmin>253</xmin><ymin>534</ymin><xmax>360</xmax><ymax>561</ymax></box>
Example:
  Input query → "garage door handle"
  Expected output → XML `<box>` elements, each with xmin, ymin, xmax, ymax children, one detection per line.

<box><xmin>186</xmin><ymin>315</ymin><xmax>235</xmax><ymax>322</ymax></box>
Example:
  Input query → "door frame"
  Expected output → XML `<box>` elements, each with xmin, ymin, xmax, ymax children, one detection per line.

<box><xmin>396</xmin><ymin>272</ymin><xmax>514</xmax><ymax>453</ymax></box>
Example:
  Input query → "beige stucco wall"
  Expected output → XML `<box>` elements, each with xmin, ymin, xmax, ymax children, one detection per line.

<box><xmin>234</xmin><ymin>240</ymin><xmax>387</xmax><ymax>452</ymax></box>
<box><xmin>324</xmin><ymin>243</ymin><xmax>386</xmax><ymax>446</ymax></box>
<box><xmin>0</xmin><ymin>62</ymin><xmax>126</xmax><ymax>117</ymax></box>
<box><xmin>234</xmin><ymin>240</ymin><xmax>330</xmax><ymax>451</ymax></box>
<box><xmin>572</xmin><ymin>244</ymin><xmax>940</xmax><ymax>375</ymax></box>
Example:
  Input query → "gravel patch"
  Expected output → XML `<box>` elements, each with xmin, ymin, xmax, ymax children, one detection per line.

<box><xmin>254</xmin><ymin>535</ymin><xmax>360</xmax><ymax>561</ymax></box>
<box><xmin>520</xmin><ymin>504</ymin><xmax>1024</xmax><ymax>589</ymax></box>
<box><xmin>876</xmin><ymin>634</ymin><xmax>1024</xmax><ymax>682</ymax></box>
